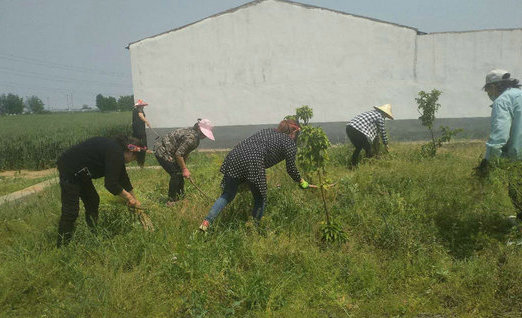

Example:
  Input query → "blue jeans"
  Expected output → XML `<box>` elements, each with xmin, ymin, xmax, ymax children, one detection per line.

<box><xmin>205</xmin><ymin>176</ymin><xmax>266</xmax><ymax>223</ymax></box>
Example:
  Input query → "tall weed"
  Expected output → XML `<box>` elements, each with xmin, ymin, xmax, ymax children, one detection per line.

<box><xmin>1</xmin><ymin>144</ymin><xmax>521</xmax><ymax>316</ymax></box>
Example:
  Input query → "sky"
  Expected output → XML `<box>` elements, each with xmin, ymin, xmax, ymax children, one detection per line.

<box><xmin>1</xmin><ymin>0</ymin><xmax>521</xmax><ymax>110</ymax></box>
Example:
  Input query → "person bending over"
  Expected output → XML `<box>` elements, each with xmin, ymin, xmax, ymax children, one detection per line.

<box><xmin>345</xmin><ymin>104</ymin><xmax>393</xmax><ymax>166</ymax></box>
<box><xmin>154</xmin><ymin>119</ymin><xmax>215</xmax><ymax>206</ymax></box>
<box><xmin>199</xmin><ymin>118</ymin><xmax>311</xmax><ymax>232</ymax></box>
<box><xmin>56</xmin><ymin>135</ymin><xmax>147</xmax><ymax>246</ymax></box>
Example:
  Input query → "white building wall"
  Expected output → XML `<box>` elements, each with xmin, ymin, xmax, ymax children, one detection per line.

<box><xmin>129</xmin><ymin>0</ymin><xmax>418</xmax><ymax>127</ymax></box>
<box><xmin>129</xmin><ymin>0</ymin><xmax>522</xmax><ymax>127</ymax></box>
<box><xmin>416</xmin><ymin>29</ymin><xmax>522</xmax><ymax>118</ymax></box>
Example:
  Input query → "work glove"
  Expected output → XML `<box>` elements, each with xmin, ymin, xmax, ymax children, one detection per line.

<box><xmin>299</xmin><ymin>180</ymin><xmax>309</xmax><ymax>189</ymax></box>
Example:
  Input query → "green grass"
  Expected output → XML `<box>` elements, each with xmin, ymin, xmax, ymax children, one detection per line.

<box><xmin>0</xmin><ymin>175</ymin><xmax>55</xmax><ymax>196</ymax></box>
<box><xmin>1</xmin><ymin>143</ymin><xmax>521</xmax><ymax>317</ymax></box>
<box><xmin>0</xmin><ymin>112</ymin><xmax>131</xmax><ymax>171</ymax></box>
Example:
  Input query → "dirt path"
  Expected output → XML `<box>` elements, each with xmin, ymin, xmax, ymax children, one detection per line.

<box><xmin>0</xmin><ymin>168</ymin><xmax>57</xmax><ymax>179</ymax></box>
<box><xmin>0</xmin><ymin>166</ymin><xmax>161</xmax><ymax>206</ymax></box>
<box><xmin>0</xmin><ymin>178</ymin><xmax>59</xmax><ymax>206</ymax></box>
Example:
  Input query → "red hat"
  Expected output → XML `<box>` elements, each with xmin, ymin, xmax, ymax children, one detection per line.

<box><xmin>134</xmin><ymin>99</ymin><xmax>148</xmax><ymax>107</ymax></box>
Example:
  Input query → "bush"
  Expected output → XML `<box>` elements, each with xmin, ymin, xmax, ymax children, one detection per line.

<box><xmin>416</xmin><ymin>89</ymin><xmax>462</xmax><ymax>157</ymax></box>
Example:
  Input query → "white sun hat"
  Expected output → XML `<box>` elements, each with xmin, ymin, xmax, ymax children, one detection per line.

<box><xmin>198</xmin><ymin>119</ymin><xmax>215</xmax><ymax>141</ymax></box>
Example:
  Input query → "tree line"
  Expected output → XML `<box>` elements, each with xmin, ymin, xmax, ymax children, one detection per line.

<box><xmin>0</xmin><ymin>94</ymin><xmax>45</xmax><ymax>115</ymax></box>
<box><xmin>0</xmin><ymin>93</ymin><xmax>135</xmax><ymax>115</ymax></box>
<box><xmin>95</xmin><ymin>94</ymin><xmax>134</xmax><ymax>112</ymax></box>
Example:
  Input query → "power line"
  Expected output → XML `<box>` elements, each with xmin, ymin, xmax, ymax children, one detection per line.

<box><xmin>0</xmin><ymin>53</ymin><xmax>130</xmax><ymax>78</ymax></box>
<box><xmin>0</xmin><ymin>80</ymin><xmax>129</xmax><ymax>95</ymax></box>
<box><xmin>0</xmin><ymin>67</ymin><xmax>131</xmax><ymax>87</ymax></box>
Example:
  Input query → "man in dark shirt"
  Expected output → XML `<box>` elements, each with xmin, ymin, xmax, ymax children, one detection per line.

<box><xmin>56</xmin><ymin>136</ymin><xmax>146</xmax><ymax>246</ymax></box>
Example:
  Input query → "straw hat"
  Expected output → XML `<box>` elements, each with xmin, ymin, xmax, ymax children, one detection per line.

<box><xmin>374</xmin><ymin>104</ymin><xmax>394</xmax><ymax>120</ymax></box>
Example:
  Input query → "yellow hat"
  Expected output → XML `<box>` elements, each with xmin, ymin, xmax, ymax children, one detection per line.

<box><xmin>374</xmin><ymin>104</ymin><xmax>394</xmax><ymax>120</ymax></box>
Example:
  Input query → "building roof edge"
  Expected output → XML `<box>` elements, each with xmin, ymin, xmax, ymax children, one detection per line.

<box><xmin>126</xmin><ymin>0</ymin><xmax>422</xmax><ymax>49</ymax></box>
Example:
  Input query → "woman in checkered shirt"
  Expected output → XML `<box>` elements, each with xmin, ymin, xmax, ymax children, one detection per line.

<box><xmin>198</xmin><ymin>119</ymin><xmax>311</xmax><ymax>232</ymax></box>
<box><xmin>346</xmin><ymin>104</ymin><xmax>394</xmax><ymax>166</ymax></box>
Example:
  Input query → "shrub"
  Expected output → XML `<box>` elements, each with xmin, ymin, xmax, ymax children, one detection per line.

<box><xmin>292</xmin><ymin>106</ymin><xmax>346</xmax><ymax>244</ymax></box>
<box><xmin>416</xmin><ymin>89</ymin><xmax>462</xmax><ymax>157</ymax></box>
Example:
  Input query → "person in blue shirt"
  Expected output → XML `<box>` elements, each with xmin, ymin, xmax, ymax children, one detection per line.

<box><xmin>477</xmin><ymin>69</ymin><xmax>522</xmax><ymax>221</ymax></box>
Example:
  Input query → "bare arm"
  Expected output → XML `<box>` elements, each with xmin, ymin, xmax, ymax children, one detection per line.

<box><xmin>119</xmin><ymin>189</ymin><xmax>141</xmax><ymax>207</ymax></box>
<box><xmin>175</xmin><ymin>155</ymin><xmax>190</xmax><ymax>178</ymax></box>
<box><xmin>138</xmin><ymin>112</ymin><xmax>151</xmax><ymax>128</ymax></box>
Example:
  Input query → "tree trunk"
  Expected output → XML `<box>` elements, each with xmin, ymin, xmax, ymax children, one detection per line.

<box><xmin>317</xmin><ymin>171</ymin><xmax>330</xmax><ymax>225</ymax></box>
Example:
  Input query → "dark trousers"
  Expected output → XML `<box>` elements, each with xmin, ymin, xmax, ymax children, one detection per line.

<box><xmin>132</xmin><ymin>132</ymin><xmax>147</xmax><ymax>148</ymax></box>
<box><xmin>346</xmin><ymin>125</ymin><xmax>373</xmax><ymax>166</ymax></box>
<box><xmin>57</xmin><ymin>176</ymin><xmax>100</xmax><ymax>247</ymax></box>
<box><xmin>156</xmin><ymin>154</ymin><xmax>184</xmax><ymax>201</ymax></box>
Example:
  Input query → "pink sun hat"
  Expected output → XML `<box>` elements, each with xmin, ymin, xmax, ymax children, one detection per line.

<box><xmin>198</xmin><ymin>119</ymin><xmax>215</xmax><ymax>141</ymax></box>
<box><xmin>134</xmin><ymin>99</ymin><xmax>148</xmax><ymax>107</ymax></box>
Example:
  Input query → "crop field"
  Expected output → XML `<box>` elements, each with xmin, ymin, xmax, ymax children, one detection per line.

<box><xmin>1</xmin><ymin>142</ymin><xmax>521</xmax><ymax>317</ymax></box>
<box><xmin>0</xmin><ymin>112</ymin><xmax>131</xmax><ymax>171</ymax></box>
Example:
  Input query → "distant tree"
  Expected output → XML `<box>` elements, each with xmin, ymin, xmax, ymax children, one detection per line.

<box><xmin>106</xmin><ymin>96</ymin><xmax>117</xmax><ymax>111</ymax></box>
<box><xmin>1</xmin><ymin>93</ymin><xmax>24</xmax><ymax>114</ymax></box>
<box><xmin>96</xmin><ymin>94</ymin><xmax>119</xmax><ymax>112</ymax></box>
<box><xmin>0</xmin><ymin>94</ymin><xmax>6</xmax><ymax>115</ymax></box>
<box><xmin>81</xmin><ymin>104</ymin><xmax>91</xmax><ymax>110</ymax></box>
<box><xmin>96</xmin><ymin>94</ymin><xmax>105</xmax><ymax>111</ymax></box>
<box><xmin>117</xmin><ymin>95</ymin><xmax>134</xmax><ymax>111</ymax></box>
<box><xmin>26</xmin><ymin>95</ymin><xmax>45</xmax><ymax>114</ymax></box>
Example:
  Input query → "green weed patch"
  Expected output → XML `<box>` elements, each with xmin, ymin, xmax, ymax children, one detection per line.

<box><xmin>0</xmin><ymin>144</ymin><xmax>521</xmax><ymax>316</ymax></box>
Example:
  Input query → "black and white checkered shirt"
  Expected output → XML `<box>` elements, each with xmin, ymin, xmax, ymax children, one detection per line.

<box><xmin>347</xmin><ymin>110</ymin><xmax>389</xmax><ymax>145</ymax></box>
